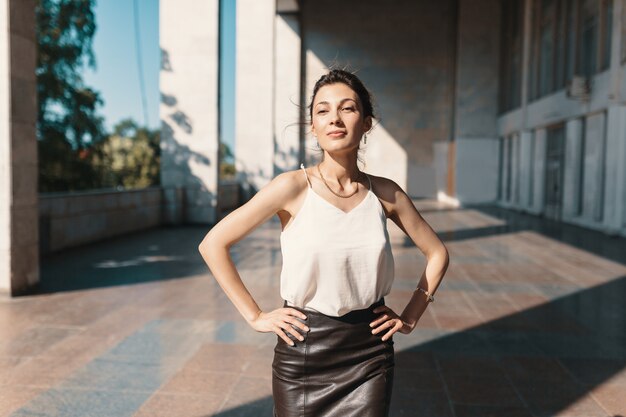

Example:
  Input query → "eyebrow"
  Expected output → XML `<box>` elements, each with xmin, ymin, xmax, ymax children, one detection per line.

<box><xmin>315</xmin><ymin>98</ymin><xmax>358</xmax><ymax>107</ymax></box>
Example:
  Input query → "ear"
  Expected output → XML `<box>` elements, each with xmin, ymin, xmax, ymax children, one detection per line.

<box><xmin>363</xmin><ymin>115</ymin><xmax>373</xmax><ymax>132</ymax></box>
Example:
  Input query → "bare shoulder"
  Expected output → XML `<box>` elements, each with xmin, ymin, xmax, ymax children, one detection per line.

<box><xmin>368</xmin><ymin>174</ymin><xmax>413</xmax><ymax>219</ymax></box>
<box><xmin>263</xmin><ymin>168</ymin><xmax>309</xmax><ymax>211</ymax></box>
<box><xmin>269</xmin><ymin>169</ymin><xmax>307</xmax><ymax>195</ymax></box>
<box><xmin>200</xmin><ymin>169</ymin><xmax>308</xmax><ymax>247</ymax></box>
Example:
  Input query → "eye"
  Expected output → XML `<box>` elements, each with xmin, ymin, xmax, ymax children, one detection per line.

<box><xmin>342</xmin><ymin>107</ymin><xmax>355</xmax><ymax>111</ymax></box>
<box><xmin>317</xmin><ymin>110</ymin><xmax>327</xmax><ymax>114</ymax></box>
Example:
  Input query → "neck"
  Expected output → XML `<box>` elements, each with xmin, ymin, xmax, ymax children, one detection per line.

<box><xmin>318</xmin><ymin>153</ymin><xmax>361</xmax><ymax>185</ymax></box>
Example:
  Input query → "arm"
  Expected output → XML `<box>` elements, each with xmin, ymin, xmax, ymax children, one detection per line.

<box><xmin>370</xmin><ymin>179</ymin><xmax>450</xmax><ymax>340</ymax></box>
<box><xmin>198</xmin><ymin>172</ymin><xmax>309</xmax><ymax>345</ymax></box>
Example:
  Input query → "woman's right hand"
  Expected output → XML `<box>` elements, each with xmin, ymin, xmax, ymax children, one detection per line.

<box><xmin>249</xmin><ymin>308</ymin><xmax>310</xmax><ymax>346</ymax></box>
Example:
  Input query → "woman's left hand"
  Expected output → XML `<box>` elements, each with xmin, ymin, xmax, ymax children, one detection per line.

<box><xmin>370</xmin><ymin>305</ymin><xmax>411</xmax><ymax>341</ymax></box>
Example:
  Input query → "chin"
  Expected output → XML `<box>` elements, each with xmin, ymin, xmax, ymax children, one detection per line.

<box><xmin>324</xmin><ymin>143</ymin><xmax>360</xmax><ymax>153</ymax></box>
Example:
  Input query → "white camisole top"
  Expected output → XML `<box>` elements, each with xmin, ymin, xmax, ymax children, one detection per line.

<box><xmin>279</xmin><ymin>163</ymin><xmax>395</xmax><ymax>317</ymax></box>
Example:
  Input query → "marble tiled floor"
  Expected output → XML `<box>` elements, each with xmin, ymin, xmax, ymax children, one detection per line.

<box><xmin>1</xmin><ymin>200</ymin><xmax>626</xmax><ymax>417</ymax></box>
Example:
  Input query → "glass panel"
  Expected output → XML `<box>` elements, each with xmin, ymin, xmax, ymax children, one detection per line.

<box><xmin>555</xmin><ymin>0</ymin><xmax>567</xmax><ymax>87</ymax></box>
<box><xmin>580</xmin><ymin>0</ymin><xmax>599</xmax><ymax>76</ymax></box>
<box><xmin>539</xmin><ymin>0</ymin><xmax>556</xmax><ymax>95</ymax></box>
<box><xmin>499</xmin><ymin>0</ymin><xmax>523</xmax><ymax>111</ymax></box>
<box><xmin>565</xmin><ymin>0</ymin><xmax>577</xmax><ymax>79</ymax></box>
<box><xmin>544</xmin><ymin>126</ymin><xmax>566</xmax><ymax>220</ymax></box>
<box><xmin>601</xmin><ymin>0</ymin><xmax>613</xmax><ymax>70</ymax></box>
<box><xmin>540</xmin><ymin>26</ymin><xmax>554</xmax><ymax>94</ymax></box>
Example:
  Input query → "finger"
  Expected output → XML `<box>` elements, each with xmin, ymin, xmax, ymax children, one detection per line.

<box><xmin>274</xmin><ymin>326</ymin><xmax>295</xmax><ymax>346</ymax></box>
<box><xmin>369</xmin><ymin>314</ymin><xmax>390</xmax><ymax>328</ymax></box>
<box><xmin>371</xmin><ymin>320</ymin><xmax>392</xmax><ymax>335</ymax></box>
<box><xmin>279</xmin><ymin>321</ymin><xmax>305</xmax><ymax>341</ymax></box>
<box><xmin>285</xmin><ymin>308</ymin><xmax>307</xmax><ymax>320</ymax></box>
<box><xmin>277</xmin><ymin>320</ymin><xmax>305</xmax><ymax>340</ymax></box>
<box><xmin>381</xmin><ymin>323</ymin><xmax>401</xmax><ymax>341</ymax></box>
<box><xmin>285</xmin><ymin>316</ymin><xmax>310</xmax><ymax>332</ymax></box>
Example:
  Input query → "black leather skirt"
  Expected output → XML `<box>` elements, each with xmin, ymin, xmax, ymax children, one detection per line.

<box><xmin>272</xmin><ymin>298</ymin><xmax>395</xmax><ymax>417</ymax></box>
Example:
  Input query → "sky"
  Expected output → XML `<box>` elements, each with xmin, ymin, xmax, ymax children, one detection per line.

<box><xmin>82</xmin><ymin>0</ymin><xmax>236</xmax><ymax>149</ymax></box>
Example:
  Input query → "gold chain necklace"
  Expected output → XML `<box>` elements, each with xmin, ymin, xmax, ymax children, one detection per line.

<box><xmin>317</xmin><ymin>163</ymin><xmax>362</xmax><ymax>198</ymax></box>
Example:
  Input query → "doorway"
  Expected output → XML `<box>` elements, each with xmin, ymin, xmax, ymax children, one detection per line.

<box><xmin>544</xmin><ymin>124</ymin><xmax>566</xmax><ymax>220</ymax></box>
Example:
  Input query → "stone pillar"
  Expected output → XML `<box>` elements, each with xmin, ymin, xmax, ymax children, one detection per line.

<box><xmin>235</xmin><ymin>0</ymin><xmax>276</xmax><ymax>201</ymax></box>
<box><xmin>518</xmin><ymin>131</ymin><xmax>533</xmax><ymax>210</ymax></box>
<box><xmin>562</xmin><ymin>118</ymin><xmax>584</xmax><ymax>219</ymax></box>
<box><xmin>500</xmin><ymin>137</ymin><xmax>510</xmax><ymax>203</ymax></box>
<box><xmin>510</xmin><ymin>133</ymin><xmax>520</xmax><ymax>206</ymax></box>
<box><xmin>160</xmin><ymin>0</ymin><xmax>219</xmax><ymax>224</ymax></box>
<box><xmin>454</xmin><ymin>138</ymin><xmax>499</xmax><ymax>204</ymax></box>
<box><xmin>603</xmin><ymin>106</ymin><xmax>626</xmax><ymax>233</ymax></box>
<box><xmin>582</xmin><ymin>112</ymin><xmax>607</xmax><ymax>223</ymax></box>
<box><xmin>0</xmin><ymin>0</ymin><xmax>39</xmax><ymax>296</ymax></box>
<box><xmin>273</xmin><ymin>11</ymin><xmax>301</xmax><ymax>175</ymax></box>
<box><xmin>604</xmin><ymin>0</ymin><xmax>626</xmax><ymax>234</ymax></box>
<box><xmin>452</xmin><ymin>0</ymin><xmax>501</xmax><ymax>204</ymax></box>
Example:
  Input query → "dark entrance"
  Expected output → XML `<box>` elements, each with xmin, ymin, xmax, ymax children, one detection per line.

<box><xmin>544</xmin><ymin>124</ymin><xmax>566</xmax><ymax>220</ymax></box>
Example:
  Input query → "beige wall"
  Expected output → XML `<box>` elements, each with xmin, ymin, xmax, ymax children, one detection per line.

<box><xmin>160</xmin><ymin>0</ymin><xmax>220</xmax><ymax>224</ymax></box>
<box><xmin>235</xmin><ymin>0</ymin><xmax>276</xmax><ymax>200</ymax></box>
<box><xmin>301</xmin><ymin>0</ymin><xmax>457</xmax><ymax>198</ymax></box>
<box><xmin>39</xmin><ymin>189</ymin><xmax>162</xmax><ymax>254</ymax></box>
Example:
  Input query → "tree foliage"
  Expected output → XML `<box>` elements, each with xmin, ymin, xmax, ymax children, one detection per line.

<box><xmin>92</xmin><ymin>118</ymin><xmax>160</xmax><ymax>188</ymax></box>
<box><xmin>36</xmin><ymin>0</ymin><xmax>106</xmax><ymax>192</ymax></box>
<box><xmin>36</xmin><ymin>0</ymin><xmax>160</xmax><ymax>192</ymax></box>
<box><xmin>220</xmin><ymin>142</ymin><xmax>235</xmax><ymax>179</ymax></box>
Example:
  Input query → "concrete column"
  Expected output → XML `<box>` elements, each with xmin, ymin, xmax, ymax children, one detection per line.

<box><xmin>605</xmin><ymin>1</ymin><xmax>626</xmax><ymax>234</ymax></box>
<box><xmin>582</xmin><ymin>112</ymin><xmax>607</xmax><ymax>223</ymax></box>
<box><xmin>562</xmin><ymin>118</ymin><xmax>584</xmax><ymax>219</ymax></box>
<box><xmin>513</xmin><ymin>133</ymin><xmax>522</xmax><ymax>207</ymax></box>
<box><xmin>235</xmin><ymin>0</ymin><xmax>275</xmax><ymax>201</ymax></box>
<box><xmin>160</xmin><ymin>0</ymin><xmax>219</xmax><ymax>224</ymax></box>
<box><xmin>511</xmin><ymin>133</ymin><xmax>521</xmax><ymax>206</ymax></box>
<box><xmin>500</xmin><ymin>137</ymin><xmax>510</xmax><ymax>203</ymax></box>
<box><xmin>273</xmin><ymin>12</ymin><xmax>301</xmax><ymax>175</ymax></box>
<box><xmin>453</xmin><ymin>0</ymin><xmax>500</xmax><ymax>204</ymax></box>
<box><xmin>518</xmin><ymin>131</ymin><xmax>533</xmax><ymax>209</ymax></box>
<box><xmin>531</xmin><ymin>128</ymin><xmax>547</xmax><ymax>215</ymax></box>
<box><xmin>603</xmin><ymin>106</ymin><xmax>626</xmax><ymax>233</ymax></box>
<box><xmin>454</xmin><ymin>138</ymin><xmax>499</xmax><ymax>204</ymax></box>
<box><xmin>0</xmin><ymin>0</ymin><xmax>39</xmax><ymax>296</ymax></box>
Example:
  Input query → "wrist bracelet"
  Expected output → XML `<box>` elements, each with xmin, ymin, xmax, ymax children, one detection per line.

<box><xmin>416</xmin><ymin>287</ymin><xmax>435</xmax><ymax>303</ymax></box>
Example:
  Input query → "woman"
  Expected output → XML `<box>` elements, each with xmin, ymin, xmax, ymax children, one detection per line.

<box><xmin>198</xmin><ymin>69</ymin><xmax>449</xmax><ymax>417</ymax></box>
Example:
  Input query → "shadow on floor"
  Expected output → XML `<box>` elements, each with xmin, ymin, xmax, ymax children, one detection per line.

<box><xmin>408</xmin><ymin>204</ymin><xmax>626</xmax><ymax>267</ymax></box>
<box><xmin>211</xmin><ymin>275</ymin><xmax>626</xmax><ymax>416</ymax></box>
<box><xmin>37</xmin><ymin>226</ymin><xmax>212</xmax><ymax>294</ymax></box>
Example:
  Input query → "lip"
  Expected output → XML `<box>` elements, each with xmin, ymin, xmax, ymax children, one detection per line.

<box><xmin>327</xmin><ymin>131</ymin><xmax>347</xmax><ymax>137</ymax></box>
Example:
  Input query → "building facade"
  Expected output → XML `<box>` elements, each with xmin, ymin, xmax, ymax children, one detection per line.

<box><xmin>1</xmin><ymin>0</ymin><xmax>625</xmax><ymax>295</ymax></box>
<box><xmin>498</xmin><ymin>0</ymin><xmax>626</xmax><ymax>236</ymax></box>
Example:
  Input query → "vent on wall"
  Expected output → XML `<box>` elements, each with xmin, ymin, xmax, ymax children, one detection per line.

<box><xmin>566</xmin><ymin>75</ymin><xmax>590</xmax><ymax>101</ymax></box>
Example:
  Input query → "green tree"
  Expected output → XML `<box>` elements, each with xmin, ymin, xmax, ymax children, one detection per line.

<box><xmin>36</xmin><ymin>0</ymin><xmax>107</xmax><ymax>191</ymax></box>
<box><xmin>92</xmin><ymin>118</ymin><xmax>160</xmax><ymax>189</ymax></box>
<box><xmin>219</xmin><ymin>142</ymin><xmax>235</xmax><ymax>179</ymax></box>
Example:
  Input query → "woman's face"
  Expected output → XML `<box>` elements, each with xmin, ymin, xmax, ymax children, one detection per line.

<box><xmin>310</xmin><ymin>83</ymin><xmax>371</xmax><ymax>155</ymax></box>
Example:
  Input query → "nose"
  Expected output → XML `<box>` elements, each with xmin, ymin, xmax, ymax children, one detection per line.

<box><xmin>331</xmin><ymin>108</ymin><xmax>344</xmax><ymax>125</ymax></box>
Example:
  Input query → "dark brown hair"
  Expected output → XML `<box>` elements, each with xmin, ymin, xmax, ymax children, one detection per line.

<box><xmin>307</xmin><ymin>69</ymin><xmax>376</xmax><ymax>124</ymax></box>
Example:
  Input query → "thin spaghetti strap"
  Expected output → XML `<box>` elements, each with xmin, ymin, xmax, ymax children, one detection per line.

<box><xmin>300</xmin><ymin>163</ymin><xmax>312</xmax><ymax>188</ymax></box>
